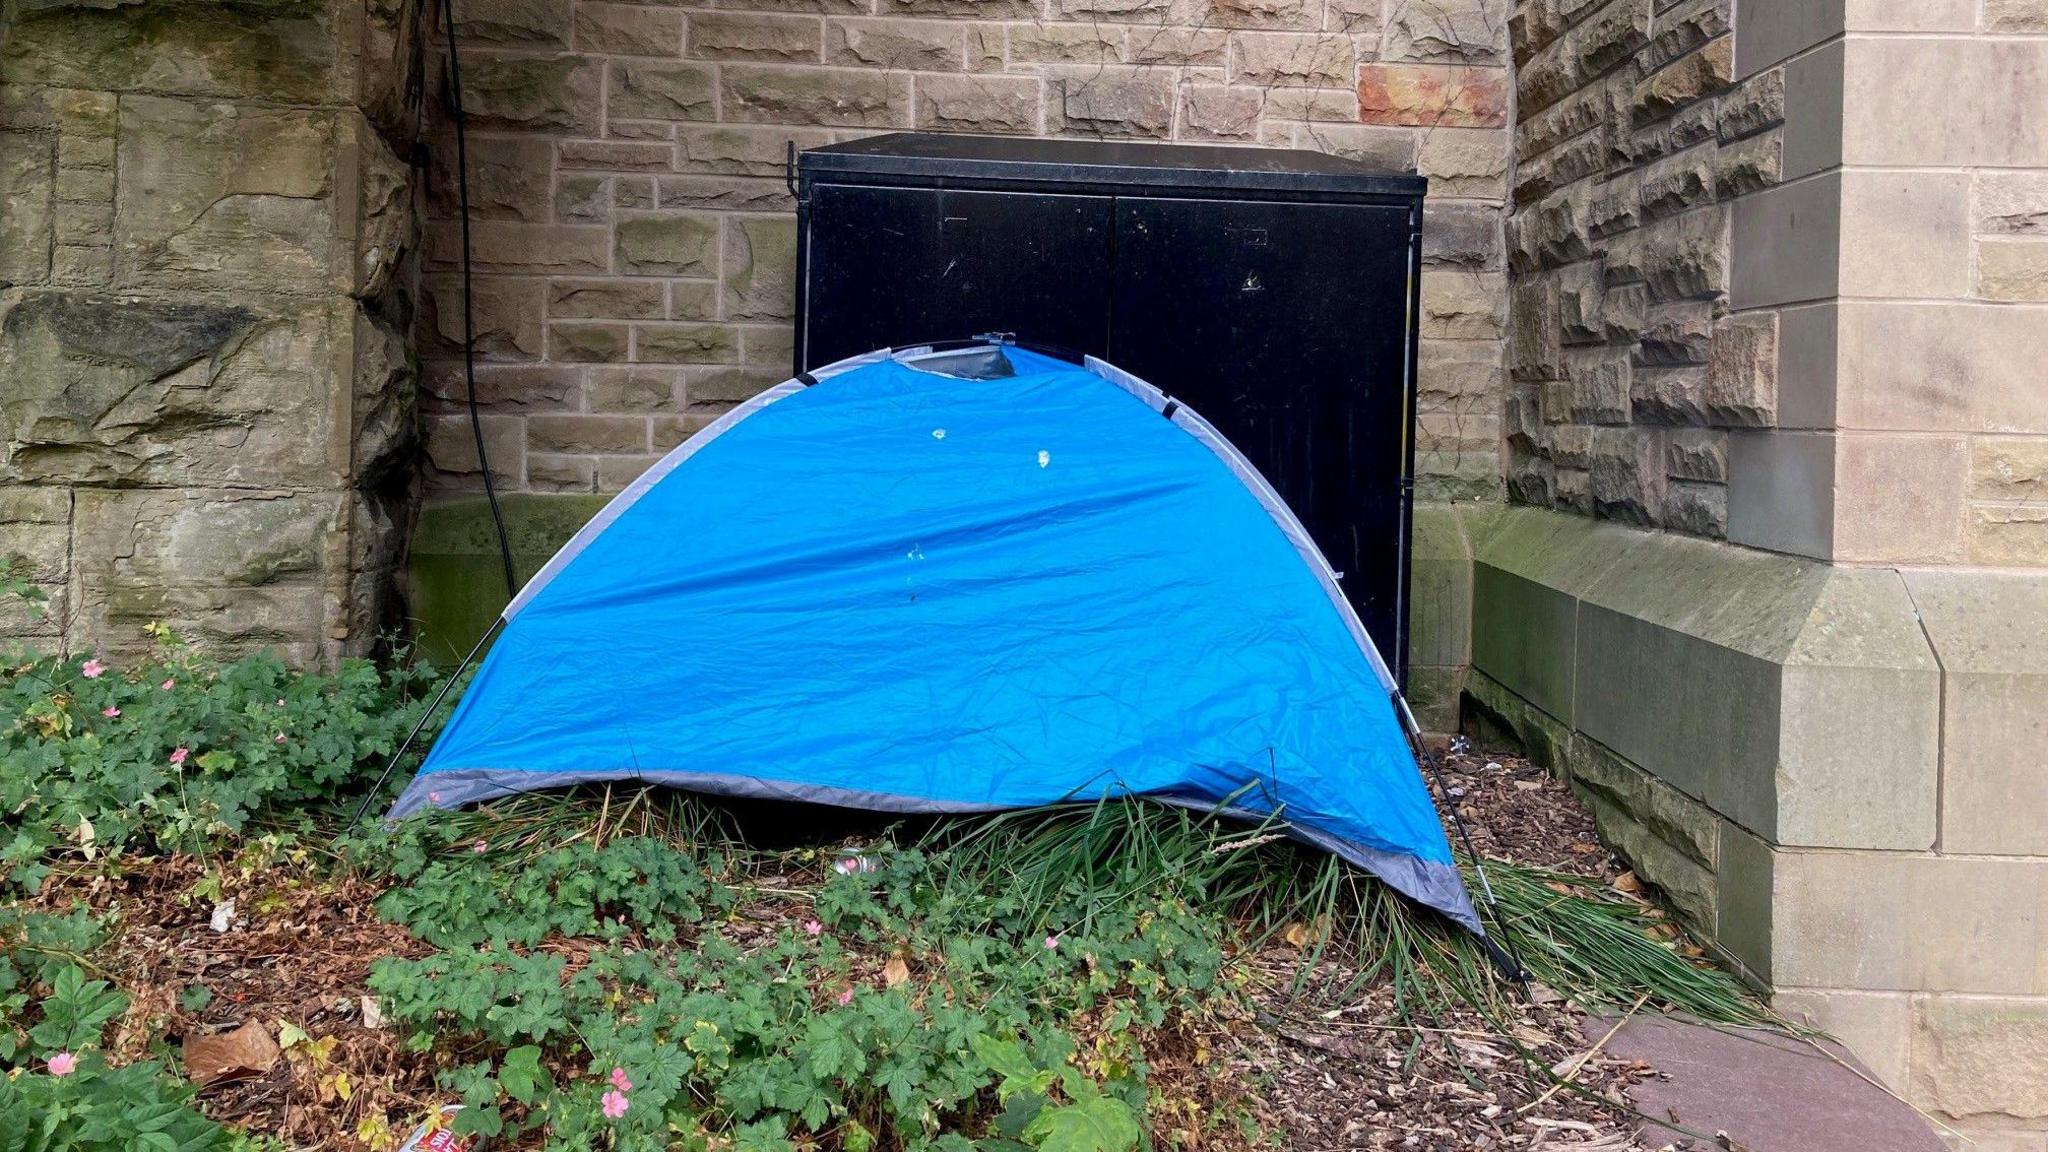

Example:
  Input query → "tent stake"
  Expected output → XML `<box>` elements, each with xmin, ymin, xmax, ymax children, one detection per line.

<box><xmin>1394</xmin><ymin>692</ymin><xmax>1533</xmax><ymax>993</ymax></box>
<box><xmin>348</xmin><ymin>618</ymin><xmax>503</xmax><ymax>831</ymax></box>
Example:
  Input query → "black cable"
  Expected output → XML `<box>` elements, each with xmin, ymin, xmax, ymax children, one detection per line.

<box><xmin>438</xmin><ymin>0</ymin><xmax>518</xmax><ymax>601</ymax></box>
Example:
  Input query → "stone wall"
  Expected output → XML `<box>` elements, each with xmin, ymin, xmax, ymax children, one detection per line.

<box><xmin>1503</xmin><ymin>0</ymin><xmax>1779</xmax><ymax>537</ymax></box>
<box><xmin>407</xmin><ymin>0</ymin><xmax>1514</xmax><ymax>512</ymax></box>
<box><xmin>0</xmin><ymin>0</ymin><xmax>423</xmax><ymax>666</ymax></box>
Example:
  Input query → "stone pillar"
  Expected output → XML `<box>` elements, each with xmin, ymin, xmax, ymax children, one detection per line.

<box><xmin>1486</xmin><ymin>1</ymin><xmax>2048</xmax><ymax>1142</ymax></box>
<box><xmin>0</xmin><ymin>0</ymin><xmax>424</xmax><ymax>666</ymax></box>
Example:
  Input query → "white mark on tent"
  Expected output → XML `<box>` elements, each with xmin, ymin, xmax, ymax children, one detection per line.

<box><xmin>1037</xmin><ymin>450</ymin><xmax>1051</xmax><ymax>468</ymax></box>
<box><xmin>1242</xmin><ymin>272</ymin><xmax>1263</xmax><ymax>294</ymax></box>
<box><xmin>932</xmin><ymin>428</ymin><xmax>946</xmax><ymax>440</ymax></box>
<box><xmin>907</xmin><ymin>544</ymin><xmax>925</xmax><ymax>561</ymax></box>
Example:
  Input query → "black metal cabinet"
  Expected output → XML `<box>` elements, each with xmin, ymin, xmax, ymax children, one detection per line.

<box><xmin>794</xmin><ymin>133</ymin><xmax>1426</xmax><ymax>683</ymax></box>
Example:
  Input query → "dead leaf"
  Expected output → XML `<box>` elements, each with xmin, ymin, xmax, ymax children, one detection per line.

<box><xmin>1281</xmin><ymin>922</ymin><xmax>1311</xmax><ymax>947</ymax></box>
<box><xmin>360</xmin><ymin>995</ymin><xmax>386</xmax><ymax>1030</ymax></box>
<box><xmin>184</xmin><ymin>1020</ymin><xmax>281</xmax><ymax>1086</ymax></box>
<box><xmin>1612</xmin><ymin>871</ymin><xmax>1642</xmax><ymax>894</ymax></box>
<box><xmin>882</xmin><ymin>956</ymin><xmax>910</xmax><ymax>988</ymax></box>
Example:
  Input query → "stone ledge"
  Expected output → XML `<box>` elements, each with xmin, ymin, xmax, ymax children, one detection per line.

<box><xmin>1471</xmin><ymin>506</ymin><xmax>1940</xmax><ymax>852</ymax></box>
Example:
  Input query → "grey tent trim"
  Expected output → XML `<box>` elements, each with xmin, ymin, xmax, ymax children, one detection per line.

<box><xmin>388</xmin><ymin>766</ymin><xmax>1478</xmax><ymax>931</ymax></box>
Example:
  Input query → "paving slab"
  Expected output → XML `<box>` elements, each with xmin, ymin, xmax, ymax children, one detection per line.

<box><xmin>1583</xmin><ymin>1015</ymin><xmax>1947</xmax><ymax>1152</ymax></box>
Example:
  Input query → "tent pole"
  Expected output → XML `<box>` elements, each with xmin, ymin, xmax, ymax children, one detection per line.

<box><xmin>1393</xmin><ymin>692</ymin><xmax>1533</xmax><ymax>992</ymax></box>
<box><xmin>347</xmin><ymin>617</ymin><xmax>504</xmax><ymax>831</ymax></box>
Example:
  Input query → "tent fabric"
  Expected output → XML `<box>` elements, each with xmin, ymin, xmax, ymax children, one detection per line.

<box><xmin>392</xmin><ymin>345</ymin><xmax>1479</xmax><ymax>932</ymax></box>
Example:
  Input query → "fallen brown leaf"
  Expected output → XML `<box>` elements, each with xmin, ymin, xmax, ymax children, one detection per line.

<box><xmin>184</xmin><ymin>1020</ymin><xmax>281</xmax><ymax>1086</ymax></box>
<box><xmin>882</xmin><ymin>956</ymin><xmax>910</xmax><ymax>988</ymax></box>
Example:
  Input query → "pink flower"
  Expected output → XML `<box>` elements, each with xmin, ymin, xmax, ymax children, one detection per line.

<box><xmin>1044</xmin><ymin>935</ymin><xmax>1060</xmax><ymax>950</ymax></box>
<box><xmin>275</xmin><ymin>699</ymin><xmax>285</xmax><ymax>707</ymax></box>
<box><xmin>472</xmin><ymin>840</ymin><xmax>488</xmax><ymax>854</ymax></box>
<box><xmin>601</xmin><ymin>1090</ymin><xmax>630</xmax><ymax>1119</ymax></box>
<box><xmin>161</xmin><ymin>678</ymin><xmax>175</xmax><ymax>691</ymax></box>
<box><xmin>609</xmin><ymin>1067</ymin><xmax>633</xmax><ymax>1093</ymax></box>
<box><xmin>102</xmin><ymin>706</ymin><xmax>120</xmax><ymax>719</ymax></box>
<box><xmin>275</xmin><ymin>733</ymin><xmax>287</xmax><ymax>744</ymax></box>
<box><xmin>836</xmin><ymin>987</ymin><xmax>854</xmax><ymax>1006</ymax></box>
<box><xmin>47</xmin><ymin>1052</ymin><xmax>76</xmax><ymax>1077</ymax></box>
<box><xmin>80</xmin><ymin>660</ymin><xmax>105</xmax><ymax>679</ymax></box>
<box><xmin>169</xmin><ymin>746</ymin><xmax>189</xmax><ymax>765</ymax></box>
<box><xmin>803</xmin><ymin>919</ymin><xmax>823</xmax><ymax>937</ymax></box>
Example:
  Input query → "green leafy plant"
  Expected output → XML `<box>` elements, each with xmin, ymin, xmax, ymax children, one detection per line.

<box><xmin>0</xmin><ymin>629</ymin><xmax>444</xmax><ymax>889</ymax></box>
<box><xmin>0</xmin><ymin>1052</ymin><xmax>237</xmax><ymax>1152</ymax></box>
<box><xmin>972</xmin><ymin>1034</ymin><xmax>1142</xmax><ymax>1152</ymax></box>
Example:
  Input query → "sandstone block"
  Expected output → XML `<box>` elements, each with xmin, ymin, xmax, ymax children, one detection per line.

<box><xmin>1563</xmin><ymin>346</ymin><xmax>1630</xmax><ymax>424</ymax></box>
<box><xmin>671</xmin><ymin>281</ymin><xmax>720</xmax><ymax>320</ymax></box>
<box><xmin>724</xmin><ymin>216</ymin><xmax>798</xmax><ymax>321</ymax></box>
<box><xmin>0</xmin><ymin>292</ymin><xmax>343</xmax><ymax>489</ymax></box>
<box><xmin>3</xmin><ymin>3</ymin><xmax>339</xmax><ymax>104</ymax></box>
<box><xmin>657</xmin><ymin>176</ymin><xmax>794</xmax><ymax>213</ymax></box>
<box><xmin>1513</xmin><ymin>37</ymin><xmax>1576</xmax><ymax>116</ymax></box>
<box><xmin>969</xmin><ymin>25</ymin><xmax>1007</xmax><ymax>69</ymax></box>
<box><xmin>422</xmin><ymin>275</ymin><xmax>543</xmax><ymax>361</ymax></box>
<box><xmin>1571</xmin><ymin>0</ymin><xmax>1650</xmax><ymax>79</ymax></box>
<box><xmin>597</xmin><ymin>455</ymin><xmax>666</xmax><ymax>490</ymax></box>
<box><xmin>1589</xmin><ymin>426</ymin><xmax>1662</xmax><ymax>524</ymax></box>
<box><xmin>679</xmin><ymin>126</ymin><xmax>834</xmax><ymax>176</ymax></box>
<box><xmin>1554</xmin><ymin>261</ymin><xmax>1603</xmax><ymax>343</ymax></box>
<box><xmin>70</xmin><ymin>488</ymin><xmax>344</xmax><ymax>666</ymax></box>
<box><xmin>1637</xmin><ymin>300</ymin><xmax>1712</xmax><ymax>365</ymax></box>
<box><xmin>1606</xmin><ymin>205</ymin><xmax>1727</xmax><ymax>303</ymax></box>
<box><xmin>1638</xmin><ymin>0</ymin><xmax>1725</xmax><ymax>72</ymax></box>
<box><xmin>1971</xmin><ymin>438</ymin><xmax>2048</xmax><ymax>502</ymax></box>
<box><xmin>722</xmin><ymin>65</ymin><xmax>910</xmax><ymax>127</ymax></box>
<box><xmin>1180</xmin><ymin>87</ymin><xmax>1263</xmax><ymax>140</ymax></box>
<box><xmin>609</xmin><ymin>63</ymin><xmax>718</xmax><ymax>122</ymax></box>
<box><xmin>559</xmin><ymin>141</ymin><xmax>675</xmax><ymax>171</ymax></box>
<box><xmin>1985</xmin><ymin>0</ymin><xmax>2048</xmax><ymax>30</ymax></box>
<box><xmin>895</xmin><ymin>0</ymin><xmax>1039</xmax><ymax>16</ymax></box>
<box><xmin>1125</xmin><ymin>27</ymin><xmax>1227</xmax><ymax>65</ymax></box>
<box><xmin>548</xmin><ymin>279</ymin><xmax>666</xmax><ymax>320</ymax></box>
<box><xmin>1665</xmin><ymin>428</ymin><xmax>1726</xmax><ymax>482</ymax></box>
<box><xmin>1915</xmin><ymin>997</ymin><xmax>2048</xmax><ymax>1120</ymax></box>
<box><xmin>1203</xmin><ymin>0</ymin><xmax>1323</xmax><ymax>30</ymax></box>
<box><xmin>1009</xmin><ymin>23</ymin><xmax>1123</xmax><ymax>64</ymax></box>
<box><xmin>827</xmin><ymin>19</ymin><xmax>965</xmax><ymax>69</ymax></box>
<box><xmin>1718</xmin><ymin>65</ymin><xmax>1783</xmax><ymax>143</ymax></box>
<box><xmin>528</xmin><ymin>455</ymin><xmax>597</xmax><ymax>492</ymax></box>
<box><xmin>636</xmin><ymin>323</ymin><xmax>740</xmax><ymax>364</ymax></box>
<box><xmin>113</xmin><ymin>97</ymin><xmax>336</xmax><ymax>294</ymax></box>
<box><xmin>549</xmin><ymin>322</ymin><xmax>630</xmax><ymax>362</ymax></box>
<box><xmin>1231</xmin><ymin>31</ymin><xmax>1356</xmax><ymax>86</ymax></box>
<box><xmin>741</xmin><ymin>324</ymin><xmax>796</xmax><ymax>366</ymax></box>
<box><xmin>1509</xmin><ymin>276</ymin><xmax>1561</xmax><ymax>381</ymax></box>
<box><xmin>453</xmin><ymin>0</ymin><xmax>574</xmax><ymax>49</ymax></box>
<box><xmin>1639</xmin><ymin>141</ymin><xmax>1713</xmax><ymax>220</ymax></box>
<box><xmin>1422</xmin><ymin>201</ymin><xmax>1504</xmax><ymax>270</ymax></box>
<box><xmin>1358</xmin><ymin>63</ymin><xmax>1509</xmax><ymax>128</ymax></box>
<box><xmin>1632</xmin><ymin>36</ymin><xmax>1730</xmax><ymax>128</ymax></box>
<box><xmin>1047</xmin><ymin>66</ymin><xmax>1175</xmax><ymax>137</ymax></box>
<box><xmin>1967</xmin><ymin>507</ymin><xmax>2048</xmax><ymax>567</ymax></box>
<box><xmin>528</xmin><ymin>414</ymin><xmax>646</xmax><ymax>454</ymax></box>
<box><xmin>1422</xmin><ymin>269</ymin><xmax>1507</xmax><ymax>340</ymax></box>
<box><xmin>1416</xmin><ymin>127</ymin><xmax>1507</xmax><ymax>199</ymax></box>
<box><xmin>615</xmin><ymin>215</ymin><xmax>719</xmax><ymax>276</ymax></box>
<box><xmin>422</xmin><ymin>364</ymin><xmax>583</xmax><ymax>414</ymax></box>
<box><xmin>588</xmin><ymin>369</ymin><xmax>681</xmax><ymax>412</ymax></box>
<box><xmin>915</xmin><ymin>75</ymin><xmax>1041</xmax><ymax>133</ymax></box>
<box><xmin>0</xmin><ymin>130</ymin><xmax>54</xmax><ymax>287</ymax></box>
<box><xmin>1714</xmin><ymin>130</ymin><xmax>1780</xmax><ymax>198</ymax></box>
<box><xmin>1290</xmin><ymin>123</ymin><xmax>1419</xmax><ymax>170</ymax></box>
<box><xmin>1662</xmin><ymin>478</ymin><xmax>1725</xmax><ymax>537</ymax></box>
<box><xmin>1258</xmin><ymin>86</ymin><xmax>1359</xmax><ymax>122</ymax></box>
<box><xmin>1976</xmin><ymin>173</ymin><xmax>2048</xmax><ymax>236</ymax></box>
<box><xmin>1979</xmin><ymin>239</ymin><xmax>2048</xmax><ymax>302</ymax></box>
<box><xmin>1833</xmin><ymin>433</ymin><xmax>1967</xmax><ymax>564</ymax></box>
<box><xmin>555</xmin><ymin>175</ymin><xmax>609</xmax><ymax>224</ymax></box>
<box><xmin>1840</xmin><ymin>171</ymin><xmax>1971</xmax><ymax>300</ymax></box>
<box><xmin>429</xmin><ymin>136</ymin><xmax>553</xmax><ymax>224</ymax></box>
<box><xmin>616</xmin><ymin>178</ymin><xmax>656</xmax><ymax>209</ymax></box>
<box><xmin>690</xmin><ymin>14</ymin><xmax>823</xmax><ymax>61</ymax></box>
<box><xmin>1840</xmin><ymin>39</ymin><xmax>2048</xmax><ymax>168</ymax></box>
<box><xmin>1380</xmin><ymin>0</ymin><xmax>1505</xmax><ymax>63</ymax></box>
<box><xmin>576</xmin><ymin>3</ymin><xmax>684</xmax><ymax>55</ymax></box>
<box><xmin>458</xmin><ymin>54</ymin><xmax>602</xmax><ymax>134</ymax></box>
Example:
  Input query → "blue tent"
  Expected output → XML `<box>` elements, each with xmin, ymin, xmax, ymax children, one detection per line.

<box><xmin>393</xmin><ymin>343</ymin><xmax>1478</xmax><ymax>931</ymax></box>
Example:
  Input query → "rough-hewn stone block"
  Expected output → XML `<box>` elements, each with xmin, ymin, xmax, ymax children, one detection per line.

<box><xmin>1588</xmin><ymin>425</ymin><xmax>1662</xmax><ymax>523</ymax></box>
<box><xmin>1008</xmin><ymin>23</ymin><xmax>1122</xmax><ymax>63</ymax></box>
<box><xmin>690</xmin><ymin>13</ymin><xmax>823</xmax><ymax>62</ymax></box>
<box><xmin>548</xmin><ymin>279</ymin><xmax>666</xmax><ymax>320</ymax></box>
<box><xmin>1632</xmin><ymin>36</ymin><xmax>1730</xmax><ymax>127</ymax></box>
<box><xmin>548</xmin><ymin>321</ymin><xmax>630</xmax><ymax>363</ymax></box>
<box><xmin>1046</xmin><ymin>66</ymin><xmax>1175</xmax><ymax>137</ymax></box>
<box><xmin>577</xmin><ymin>3</ymin><xmax>684</xmax><ymax>55</ymax></box>
<box><xmin>1979</xmin><ymin>239</ymin><xmax>2048</xmax><ymax>302</ymax></box>
<box><xmin>1665</xmin><ymin>427</ymin><xmax>1725</xmax><ymax>481</ymax></box>
<box><xmin>1417</xmin><ymin>127</ymin><xmax>1508</xmax><ymax>199</ymax></box>
<box><xmin>827</xmin><ymin>19</ymin><xmax>965</xmax><ymax>69</ymax></box>
<box><xmin>609</xmin><ymin>62</ymin><xmax>718</xmax><ymax>121</ymax></box>
<box><xmin>1124</xmin><ymin>26</ymin><xmax>1227</xmax><ymax>64</ymax></box>
<box><xmin>1232</xmin><ymin>31</ymin><xmax>1356</xmax><ymax>86</ymax></box>
<box><xmin>455</xmin><ymin>0</ymin><xmax>574</xmax><ymax>49</ymax></box>
<box><xmin>914</xmin><ymin>75</ymin><xmax>1041</xmax><ymax>133</ymax></box>
<box><xmin>723</xmin><ymin>216</ymin><xmax>796</xmax><ymax>321</ymax></box>
<box><xmin>458</xmin><ymin>54</ymin><xmax>603</xmax><ymax>134</ymax></box>
<box><xmin>1178</xmin><ymin>86</ymin><xmax>1262</xmax><ymax>140</ymax></box>
<box><xmin>1381</xmin><ymin>0</ymin><xmax>1505</xmax><ymax>63</ymax></box>
<box><xmin>1916</xmin><ymin>997</ymin><xmax>2048</xmax><ymax>1121</ymax></box>
<box><xmin>722</xmin><ymin>65</ymin><xmax>910</xmax><ymax>127</ymax></box>
<box><xmin>634</xmin><ymin>323</ymin><xmax>740</xmax><ymax>364</ymax></box>
<box><xmin>1359</xmin><ymin>63</ymin><xmax>1510</xmax><ymax>127</ymax></box>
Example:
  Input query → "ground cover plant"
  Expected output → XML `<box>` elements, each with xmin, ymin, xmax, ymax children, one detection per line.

<box><xmin>0</xmin><ymin>597</ymin><xmax>1773</xmax><ymax>1150</ymax></box>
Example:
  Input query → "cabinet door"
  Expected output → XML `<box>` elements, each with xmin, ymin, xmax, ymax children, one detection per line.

<box><xmin>800</xmin><ymin>184</ymin><xmax>1114</xmax><ymax>369</ymax></box>
<box><xmin>1108</xmin><ymin>197</ymin><xmax>1416</xmax><ymax>670</ymax></box>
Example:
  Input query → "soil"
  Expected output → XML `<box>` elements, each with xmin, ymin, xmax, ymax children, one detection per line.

<box><xmin>29</xmin><ymin>738</ymin><xmax>1668</xmax><ymax>1151</ymax></box>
